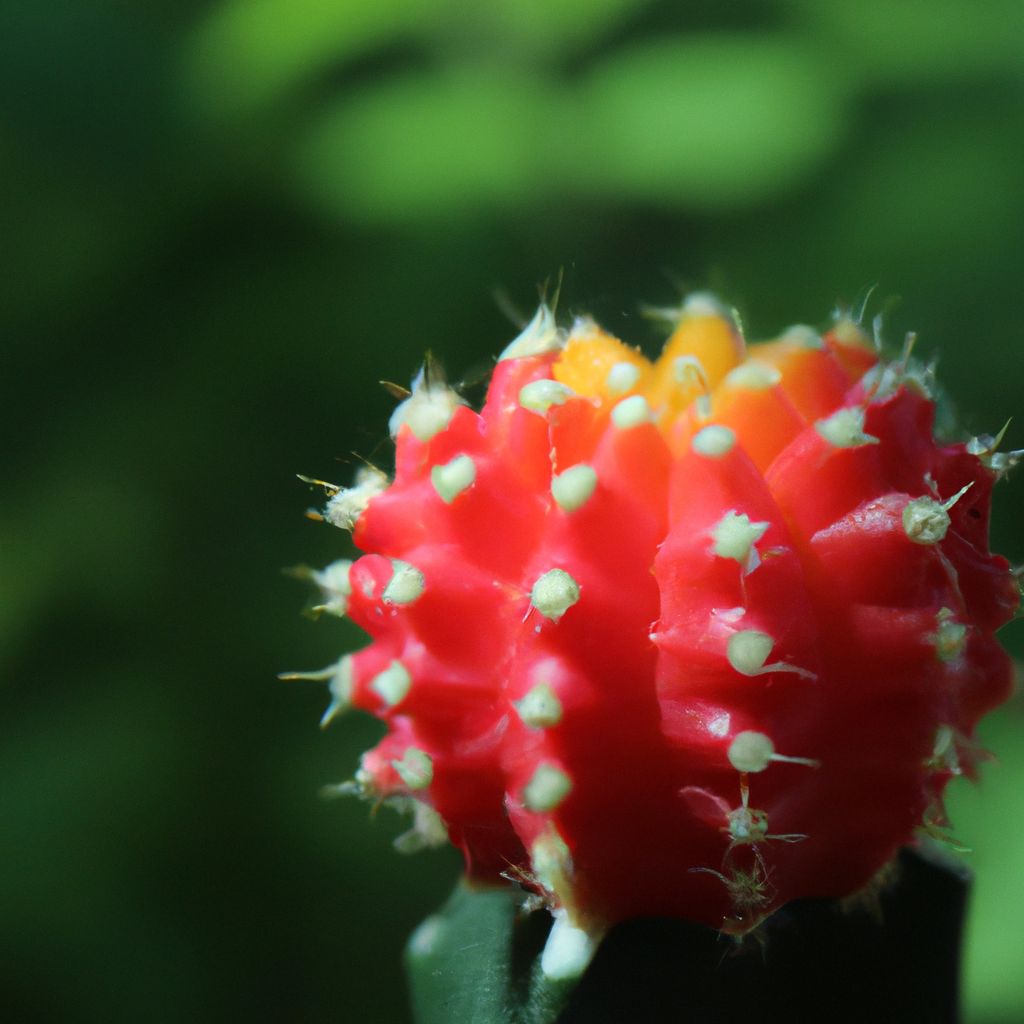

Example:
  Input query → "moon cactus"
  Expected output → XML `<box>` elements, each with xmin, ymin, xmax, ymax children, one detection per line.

<box><xmin>287</xmin><ymin>295</ymin><xmax>1018</xmax><ymax>975</ymax></box>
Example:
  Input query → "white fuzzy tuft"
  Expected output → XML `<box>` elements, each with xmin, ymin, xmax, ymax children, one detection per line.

<box><xmin>391</xmin><ymin>748</ymin><xmax>433</xmax><ymax>790</ymax></box>
<box><xmin>724</xmin><ymin>360</ymin><xmax>781</xmax><ymax>391</ymax></box>
<box><xmin>324</xmin><ymin>468</ymin><xmax>388</xmax><ymax>530</ymax></box>
<box><xmin>383</xmin><ymin>559</ymin><xmax>425</xmax><ymax>606</ymax></box>
<box><xmin>519</xmin><ymin>378</ymin><xmax>575</xmax><ymax>414</ymax></box>
<box><xmin>902</xmin><ymin>497</ymin><xmax>950</xmax><ymax>545</ymax></box>
<box><xmin>523</xmin><ymin>764</ymin><xmax>572</xmax><ymax>812</ymax></box>
<box><xmin>515</xmin><ymin>682</ymin><xmax>563</xmax><ymax>728</ymax></box>
<box><xmin>606</xmin><ymin>361</ymin><xmax>641</xmax><ymax>394</ymax></box>
<box><xmin>712</xmin><ymin>511</ymin><xmax>769</xmax><ymax>567</ymax></box>
<box><xmin>610</xmin><ymin>394</ymin><xmax>652</xmax><ymax>429</ymax></box>
<box><xmin>530</xmin><ymin>569</ymin><xmax>581</xmax><ymax>622</ymax></box>
<box><xmin>815</xmin><ymin>407</ymin><xmax>879</xmax><ymax>448</ymax></box>
<box><xmin>499</xmin><ymin>305</ymin><xmax>564</xmax><ymax>361</ymax></box>
<box><xmin>728</xmin><ymin>731</ymin><xmax>775</xmax><ymax>773</ymax></box>
<box><xmin>692</xmin><ymin>425</ymin><xmax>736</xmax><ymax>458</ymax></box>
<box><xmin>431</xmin><ymin>454</ymin><xmax>476</xmax><ymax>504</ymax></box>
<box><xmin>389</xmin><ymin>366</ymin><xmax>465</xmax><ymax>442</ymax></box>
<box><xmin>370</xmin><ymin>660</ymin><xmax>412</xmax><ymax>707</ymax></box>
<box><xmin>551</xmin><ymin>464</ymin><xmax>597</xmax><ymax>513</ymax></box>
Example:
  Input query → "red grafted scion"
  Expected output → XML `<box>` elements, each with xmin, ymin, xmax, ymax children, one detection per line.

<box><xmin>293</xmin><ymin>301</ymin><xmax>1018</xmax><ymax>939</ymax></box>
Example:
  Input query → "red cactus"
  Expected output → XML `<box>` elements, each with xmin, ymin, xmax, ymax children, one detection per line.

<box><xmin>291</xmin><ymin>297</ymin><xmax>1018</xmax><ymax>966</ymax></box>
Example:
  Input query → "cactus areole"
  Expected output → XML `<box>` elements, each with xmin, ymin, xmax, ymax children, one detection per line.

<box><xmin>289</xmin><ymin>296</ymin><xmax>1018</xmax><ymax>959</ymax></box>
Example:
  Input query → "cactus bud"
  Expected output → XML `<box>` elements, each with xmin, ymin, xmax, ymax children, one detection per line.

<box><xmin>292</xmin><ymin>296</ymin><xmax>1018</xmax><ymax>949</ymax></box>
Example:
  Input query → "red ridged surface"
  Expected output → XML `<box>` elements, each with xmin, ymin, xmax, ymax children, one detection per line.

<box><xmin>311</xmin><ymin>308</ymin><xmax>1017</xmax><ymax>934</ymax></box>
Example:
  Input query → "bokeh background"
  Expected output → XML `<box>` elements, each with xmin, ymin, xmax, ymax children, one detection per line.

<box><xmin>3</xmin><ymin>1</ymin><xmax>1024</xmax><ymax>1021</ymax></box>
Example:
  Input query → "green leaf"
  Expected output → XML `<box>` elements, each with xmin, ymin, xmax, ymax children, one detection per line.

<box><xmin>182</xmin><ymin>0</ymin><xmax>428</xmax><ymax>117</ymax></box>
<box><xmin>405</xmin><ymin>881</ymin><xmax>574</xmax><ymax>1024</ymax></box>
<box><xmin>572</xmin><ymin>35</ymin><xmax>850</xmax><ymax>206</ymax></box>
<box><xmin>292</xmin><ymin>71</ymin><xmax>549</xmax><ymax>223</ymax></box>
<box><xmin>793</xmin><ymin>0</ymin><xmax>1024</xmax><ymax>86</ymax></box>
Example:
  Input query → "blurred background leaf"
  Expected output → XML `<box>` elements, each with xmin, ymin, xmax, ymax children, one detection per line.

<box><xmin>3</xmin><ymin>1</ymin><xmax>1023</xmax><ymax>1021</ymax></box>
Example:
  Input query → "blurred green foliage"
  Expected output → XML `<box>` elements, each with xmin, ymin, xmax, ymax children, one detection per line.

<box><xmin>2</xmin><ymin>1</ymin><xmax>1023</xmax><ymax>1021</ymax></box>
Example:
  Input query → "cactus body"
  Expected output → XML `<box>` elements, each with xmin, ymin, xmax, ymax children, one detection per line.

<box><xmin>296</xmin><ymin>300</ymin><xmax>1017</xmax><ymax>941</ymax></box>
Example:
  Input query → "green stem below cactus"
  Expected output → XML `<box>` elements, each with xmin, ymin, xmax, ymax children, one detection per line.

<box><xmin>405</xmin><ymin>880</ymin><xmax>572</xmax><ymax>1024</ymax></box>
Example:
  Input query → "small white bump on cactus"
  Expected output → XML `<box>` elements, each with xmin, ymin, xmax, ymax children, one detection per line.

<box><xmin>780</xmin><ymin>324</ymin><xmax>824</xmax><ymax>349</ymax></box>
<box><xmin>863</xmin><ymin>362</ymin><xmax>904</xmax><ymax>403</ymax></box>
<box><xmin>712</xmin><ymin>511</ymin><xmax>769</xmax><ymax>570</ymax></box>
<box><xmin>551</xmin><ymin>464</ymin><xmax>598</xmax><ymax>513</ymax></box>
<box><xmin>831</xmin><ymin>313</ymin><xmax>865</xmax><ymax>345</ymax></box>
<box><xmin>815</xmin><ymin>407</ymin><xmax>879</xmax><ymax>448</ymax></box>
<box><xmin>725</xmin><ymin>802</ymin><xmax>807</xmax><ymax>847</ymax></box>
<box><xmin>431</xmin><ymin>454</ymin><xmax>476</xmax><ymax>504</ymax></box>
<box><xmin>904</xmin><ymin>483</ymin><xmax>973</xmax><ymax>545</ymax></box>
<box><xmin>566</xmin><ymin>315</ymin><xmax>601</xmax><ymax>344</ymax></box>
<box><xmin>383</xmin><ymin>559</ymin><xmax>426</xmax><ymax>606</ymax></box>
<box><xmin>540</xmin><ymin>909</ymin><xmax>599</xmax><ymax>981</ymax></box>
<box><xmin>673</xmin><ymin>355</ymin><xmax>712</xmax><ymax>417</ymax></box>
<box><xmin>673</xmin><ymin>354</ymin><xmax>709</xmax><ymax>387</ymax></box>
<box><xmin>518</xmin><ymin>378</ymin><xmax>575</xmax><ymax>415</ymax></box>
<box><xmin>724</xmin><ymin>359</ymin><xmax>781</xmax><ymax>391</ymax></box>
<box><xmin>728</xmin><ymin>730</ymin><xmax>776</xmax><ymax>772</ymax></box>
<box><xmin>530</xmin><ymin>569</ymin><xmax>581</xmax><ymax>622</ymax></box>
<box><xmin>902</xmin><ymin>496</ymin><xmax>949</xmax><ymax>545</ymax></box>
<box><xmin>499</xmin><ymin>304</ymin><xmax>564</xmax><ymax>361</ymax></box>
<box><xmin>966</xmin><ymin>422</ymin><xmax>1024</xmax><ymax>475</ymax></box>
<box><xmin>393</xmin><ymin>800</ymin><xmax>450</xmax><ymax>854</ymax></box>
<box><xmin>691</xmin><ymin>424</ymin><xmax>736</xmax><ymax>458</ymax></box>
<box><xmin>930</xmin><ymin>607</ymin><xmax>968</xmax><ymax>662</ymax></box>
<box><xmin>986</xmin><ymin>449</ymin><xmax>1024</xmax><ymax>475</ymax></box>
<box><xmin>371</xmin><ymin>660</ymin><xmax>412</xmax><ymax>707</ymax></box>
<box><xmin>606</xmin><ymin>361</ymin><xmax>641</xmax><ymax>394</ymax></box>
<box><xmin>726</xmin><ymin>629</ymin><xmax>814</xmax><ymax>679</ymax></box>
<box><xmin>514</xmin><ymin>682</ymin><xmax>564</xmax><ymax>729</ymax></box>
<box><xmin>967</xmin><ymin>420</ymin><xmax>1012</xmax><ymax>458</ymax></box>
<box><xmin>928</xmin><ymin>725</ymin><xmax>963</xmax><ymax>776</ymax></box>
<box><xmin>308</xmin><ymin>559</ymin><xmax>353</xmax><ymax>617</ymax></box>
<box><xmin>392</xmin><ymin>748</ymin><xmax>434</xmax><ymax>790</ymax></box>
<box><xmin>878</xmin><ymin>332</ymin><xmax>939</xmax><ymax>401</ymax></box>
<box><xmin>728</xmin><ymin>730</ymin><xmax>819</xmax><ymax>773</ymax></box>
<box><xmin>707</xmin><ymin>712</ymin><xmax>731</xmax><ymax>738</ymax></box>
<box><xmin>726</xmin><ymin>805</ymin><xmax>770</xmax><ymax>844</ymax></box>
<box><xmin>388</xmin><ymin>365</ymin><xmax>466</xmax><ymax>442</ymax></box>
<box><xmin>530</xmin><ymin>829</ymin><xmax>574</xmax><ymax>903</ymax></box>
<box><xmin>523</xmin><ymin>763</ymin><xmax>573</xmax><ymax>812</ymax></box>
<box><xmin>681</xmin><ymin>291</ymin><xmax>728</xmax><ymax>320</ymax></box>
<box><xmin>646</xmin><ymin>293</ymin><xmax>729</xmax><ymax>325</ymax></box>
<box><xmin>611</xmin><ymin>394</ymin><xmax>653</xmax><ymax>429</ymax></box>
<box><xmin>323</xmin><ymin>467</ymin><xmax>388</xmax><ymax>530</ymax></box>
